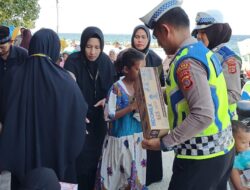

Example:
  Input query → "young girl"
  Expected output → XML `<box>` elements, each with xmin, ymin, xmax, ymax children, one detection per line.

<box><xmin>231</xmin><ymin>120</ymin><xmax>250</xmax><ymax>190</ymax></box>
<box><xmin>95</xmin><ymin>48</ymin><xmax>147</xmax><ymax>190</ymax></box>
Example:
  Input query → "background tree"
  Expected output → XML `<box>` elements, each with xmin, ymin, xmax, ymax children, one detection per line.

<box><xmin>0</xmin><ymin>0</ymin><xmax>40</xmax><ymax>28</ymax></box>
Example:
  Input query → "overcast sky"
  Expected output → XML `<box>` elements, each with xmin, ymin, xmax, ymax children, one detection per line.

<box><xmin>34</xmin><ymin>0</ymin><xmax>250</xmax><ymax>35</ymax></box>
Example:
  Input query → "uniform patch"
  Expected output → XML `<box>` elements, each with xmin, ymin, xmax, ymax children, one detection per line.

<box><xmin>176</xmin><ymin>61</ymin><xmax>193</xmax><ymax>90</ymax></box>
<box><xmin>226</xmin><ymin>58</ymin><xmax>237</xmax><ymax>74</ymax></box>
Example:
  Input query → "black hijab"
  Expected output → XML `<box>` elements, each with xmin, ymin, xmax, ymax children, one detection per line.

<box><xmin>0</xmin><ymin>28</ymin><xmax>87</xmax><ymax>182</ymax></box>
<box><xmin>131</xmin><ymin>25</ymin><xmax>151</xmax><ymax>54</ymax></box>
<box><xmin>199</xmin><ymin>23</ymin><xmax>232</xmax><ymax>50</ymax></box>
<box><xmin>80</xmin><ymin>26</ymin><xmax>104</xmax><ymax>53</ymax></box>
<box><xmin>131</xmin><ymin>25</ymin><xmax>165</xmax><ymax>86</ymax></box>
<box><xmin>64</xmin><ymin>27</ymin><xmax>115</xmax><ymax>116</ymax></box>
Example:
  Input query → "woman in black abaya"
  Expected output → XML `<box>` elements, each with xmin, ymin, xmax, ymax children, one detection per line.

<box><xmin>0</xmin><ymin>28</ymin><xmax>87</xmax><ymax>188</ymax></box>
<box><xmin>64</xmin><ymin>26</ymin><xmax>115</xmax><ymax>190</ymax></box>
<box><xmin>131</xmin><ymin>25</ymin><xmax>164</xmax><ymax>186</ymax></box>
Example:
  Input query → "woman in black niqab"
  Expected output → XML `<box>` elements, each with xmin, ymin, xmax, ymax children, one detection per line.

<box><xmin>0</xmin><ymin>28</ymin><xmax>87</xmax><ymax>188</ymax></box>
<box><xmin>64</xmin><ymin>26</ymin><xmax>115</xmax><ymax>190</ymax></box>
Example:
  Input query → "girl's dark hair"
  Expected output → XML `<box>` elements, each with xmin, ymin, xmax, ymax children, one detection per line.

<box><xmin>114</xmin><ymin>49</ymin><xmax>127</xmax><ymax>79</ymax></box>
<box><xmin>122</xmin><ymin>48</ymin><xmax>145</xmax><ymax>69</ymax></box>
<box><xmin>232</xmin><ymin>120</ymin><xmax>250</xmax><ymax>134</ymax></box>
<box><xmin>114</xmin><ymin>48</ymin><xmax>144</xmax><ymax>78</ymax></box>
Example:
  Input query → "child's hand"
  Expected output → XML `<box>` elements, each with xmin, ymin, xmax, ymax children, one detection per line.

<box><xmin>130</xmin><ymin>101</ymin><xmax>138</xmax><ymax>112</ymax></box>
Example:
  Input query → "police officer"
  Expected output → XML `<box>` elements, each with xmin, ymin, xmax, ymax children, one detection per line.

<box><xmin>140</xmin><ymin>0</ymin><xmax>235</xmax><ymax>189</ymax></box>
<box><xmin>192</xmin><ymin>10</ymin><xmax>242</xmax><ymax>120</ymax></box>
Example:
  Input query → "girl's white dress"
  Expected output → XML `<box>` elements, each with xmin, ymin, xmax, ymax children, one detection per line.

<box><xmin>95</xmin><ymin>79</ymin><xmax>147</xmax><ymax>190</ymax></box>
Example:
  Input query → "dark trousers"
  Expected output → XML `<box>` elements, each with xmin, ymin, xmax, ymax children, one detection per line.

<box><xmin>77</xmin><ymin>170</ymin><xmax>96</xmax><ymax>190</ymax></box>
<box><xmin>11</xmin><ymin>174</ymin><xmax>20</xmax><ymax>190</ymax></box>
<box><xmin>146</xmin><ymin>150</ymin><xmax>163</xmax><ymax>186</ymax></box>
<box><xmin>168</xmin><ymin>147</ymin><xmax>235</xmax><ymax>190</ymax></box>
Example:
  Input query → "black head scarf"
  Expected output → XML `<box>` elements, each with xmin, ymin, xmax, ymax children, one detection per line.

<box><xmin>0</xmin><ymin>28</ymin><xmax>87</xmax><ymax>183</ymax></box>
<box><xmin>131</xmin><ymin>25</ymin><xmax>165</xmax><ymax>86</ymax></box>
<box><xmin>131</xmin><ymin>25</ymin><xmax>151</xmax><ymax>54</ymax></box>
<box><xmin>29</xmin><ymin>28</ymin><xmax>60</xmax><ymax>62</ymax></box>
<box><xmin>79</xmin><ymin>26</ymin><xmax>104</xmax><ymax>78</ymax></box>
<box><xmin>65</xmin><ymin>27</ymin><xmax>115</xmax><ymax>111</ymax></box>
<box><xmin>80</xmin><ymin>26</ymin><xmax>104</xmax><ymax>54</ymax></box>
<box><xmin>19</xmin><ymin>167</ymin><xmax>60</xmax><ymax>190</ymax></box>
<box><xmin>203</xmin><ymin>23</ymin><xmax>232</xmax><ymax>50</ymax></box>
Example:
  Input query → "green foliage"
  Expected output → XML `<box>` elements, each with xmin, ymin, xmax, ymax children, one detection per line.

<box><xmin>0</xmin><ymin>0</ymin><xmax>40</xmax><ymax>28</ymax></box>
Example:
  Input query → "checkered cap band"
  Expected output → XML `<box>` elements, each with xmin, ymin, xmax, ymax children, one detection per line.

<box><xmin>176</xmin><ymin>126</ymin><xmax>233</xmax><ymax>156</ymax></box>
<box><xmin>197</xmin><ymin>17</ymin><xmax>216</xmax><ymax>25</ymax></box>
<box><xmin>148</xmin><ymin>0</ymin><xmax>178</xmax><ymax>28</ymax></box>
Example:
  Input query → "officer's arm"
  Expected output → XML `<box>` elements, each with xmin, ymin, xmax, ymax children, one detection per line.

<box><xmin>222</xmin><ymin>57</ymin><xmax>242</xmax><ymax>104</ymax></box>
<box><xmin>161</xmin><ymin>59</ymin><xmax>214</xmax><ymax>147</ymax></box>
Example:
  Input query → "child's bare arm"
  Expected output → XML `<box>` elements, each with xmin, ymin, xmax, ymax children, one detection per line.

<box><xmin>231</xmin><ymin>168</ymin><xmax>250</xmax><ymax>190</ymax></box>
<box><xmin>113</xmin><ymin>101</ymin><xmax>137</xmax><ymax>120</ymax></box>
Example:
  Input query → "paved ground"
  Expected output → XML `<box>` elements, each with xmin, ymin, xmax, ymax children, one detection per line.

<box><xmin>148</xmin><ymin>151</ymin><xmax>175</xmax><ymax>190</ymax></box>
<box><xmin>147</xmin><ymin>151</ymin><xmax>235</xmax><ymax>190</ymax></box>
<box><xmin>0</xmin><ymin>150</ymin><xmax>235</xmax><ymax>190</ymax></box>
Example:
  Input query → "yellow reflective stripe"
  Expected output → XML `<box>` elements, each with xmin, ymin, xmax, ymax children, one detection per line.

<box><xmin>229</xmin><ymin>103</ymin><xmax>237</xmax><ymax>112</ymax></box>
<box><xmin>229</xmin><ymin>103</ymin><xmax>238</xmax><ymax>120</ymax></box>
<box><xmin>243</xmin><ymin>83</ymin><xmax>250</xmax><ymax>93</ymax></box>
<box><xmin>176</xmin><ymin>139</ymin><xmax>234</xmax><ymax>160</ymax></box>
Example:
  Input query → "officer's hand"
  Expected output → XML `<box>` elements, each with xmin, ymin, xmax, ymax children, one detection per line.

<box><xmin>142</xmin><ymin>138</ymin><xmax>161</xmax><ymax>151</ymax></box>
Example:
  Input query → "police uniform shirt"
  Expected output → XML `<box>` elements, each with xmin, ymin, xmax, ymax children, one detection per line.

<box><xmin>162</xmin><ymin>37</ymin><xmax>214</xmax><ymax>147</ymax></box>
<box><xmin>213</xmin><ymin>44</ymin><xmax>242</xmax><ymax>104</ymax></box>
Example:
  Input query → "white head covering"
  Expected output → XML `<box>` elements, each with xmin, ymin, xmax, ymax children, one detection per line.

<box><xmin>140</xmin><ymin>0</ymin><xmax>183</xmax><ymax>29</ymax></box>
<box><xmin>193</xmin><ymin>10</ymin><xmax>224</xmax><ymax>31</ymax></box>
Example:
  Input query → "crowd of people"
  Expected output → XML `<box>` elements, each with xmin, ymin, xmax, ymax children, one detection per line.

<box><xmin>0</xmin><ymin>0</ymin><xmax>250</xmax><ymax>190</ymax></box>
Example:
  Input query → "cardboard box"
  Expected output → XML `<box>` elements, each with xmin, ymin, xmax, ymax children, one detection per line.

<box><xmin>135</xmin><ymin>67</ymin><xmax>169</xmax><ymax>139</ymax></box>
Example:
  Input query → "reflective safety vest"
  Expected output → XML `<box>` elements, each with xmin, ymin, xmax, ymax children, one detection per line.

<box><xmin>166</xmin><ymin>42</ymin><xmax>234</xmax><ymax>160</ymax></box>
<box><xmin>216</xmin><ymin>46</ymin><xmax>241</xmax><ymax>120</ymax></box>
<box><xmin>241</xmin><ymin>81</ymin><xmax>250</xmax><ymax>100</ymax></box>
